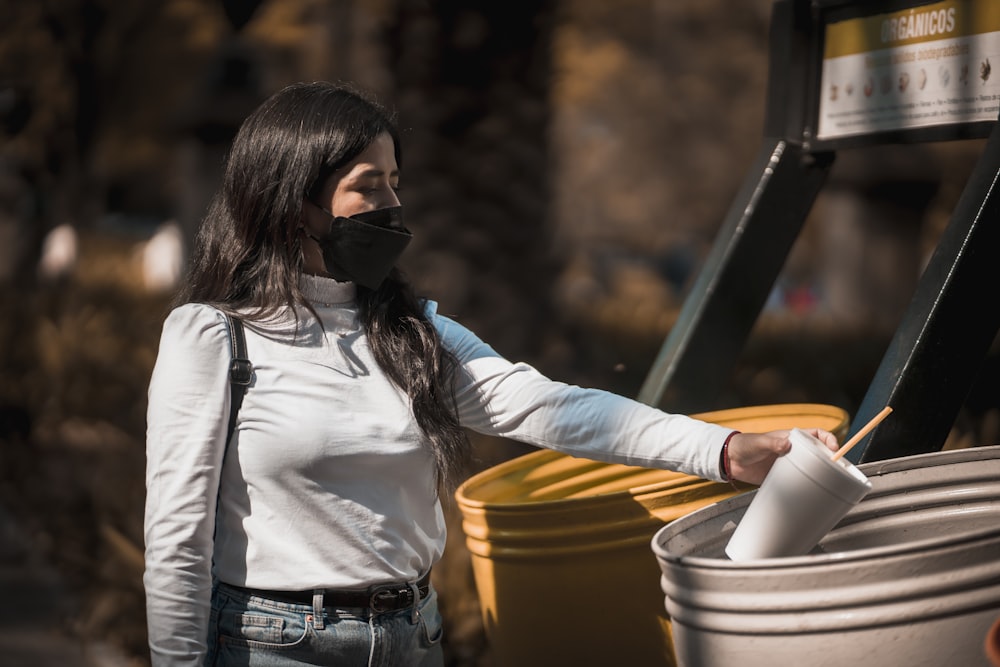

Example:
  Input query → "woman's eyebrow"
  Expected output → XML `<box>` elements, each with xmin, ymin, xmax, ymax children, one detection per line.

<box><xmin>345</xmin><ymin>166</ymin><xmax>399</xmax><ymax>180</ymax></box>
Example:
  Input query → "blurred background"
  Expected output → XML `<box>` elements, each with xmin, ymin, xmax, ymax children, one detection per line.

<box><xmin>0</xmin><ymin>0</ymin><xmax>996</xmax><ymax>664</ymax></box>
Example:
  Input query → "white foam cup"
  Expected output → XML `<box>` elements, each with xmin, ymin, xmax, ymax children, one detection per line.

<box><xmin>725</xmin><ymin>427</ymin><xmax>872</xmax><ymax>561</ymax></box>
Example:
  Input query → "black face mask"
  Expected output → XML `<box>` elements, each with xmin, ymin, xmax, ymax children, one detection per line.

<box><xmin>303</xmin><ymin>203</ymin><xmax>412</xmax><ymax>289</ymax></box>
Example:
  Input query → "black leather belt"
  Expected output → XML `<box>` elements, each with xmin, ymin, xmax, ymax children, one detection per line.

<box><xmin>234</xmin><ymin>573</ymin><xmax>432</xmax><ymax>613</ymax></box>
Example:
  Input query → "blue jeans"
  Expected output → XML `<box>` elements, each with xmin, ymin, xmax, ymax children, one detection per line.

<box><xmin>206</xmin><ymin>582</ymin><xmax>444</xmax><ymax>667</ymax></box>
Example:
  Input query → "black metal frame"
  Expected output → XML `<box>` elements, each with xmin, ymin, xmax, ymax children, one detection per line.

<box><xmin>638</xmin><ymin>0</ymin><xmax>1000</xmax><ymax>463</ymax></box>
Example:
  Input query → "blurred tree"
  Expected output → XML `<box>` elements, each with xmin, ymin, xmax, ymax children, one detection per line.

<box><xmin>172</xmin><ymin>0</ymin><xmax>267</xmax><ymax>262</ymax></box>
<box><xmin>387</xmin><ymin>0</ymin><xmax>561</xmax><ymax>367</ymax></box>
<box><xmin>220</xmin><ymin>0</ymin><xmax>263</xmax><ymax>30</ymax></box>
<box><xmin>0</xmin><ymin>82</ymin><xmax>32</xmax><ymax>136</ymax></box>
<box><xmin>0</xmin><ymin>0</ymin><xmax>229</xmax><ymax>286</ymax></box>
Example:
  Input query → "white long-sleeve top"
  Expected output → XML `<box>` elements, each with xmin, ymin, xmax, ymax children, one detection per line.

<box><xmin>143</xmin><ymin>274</ymin><xmax>732</xmax><ymax>665</ymax></box>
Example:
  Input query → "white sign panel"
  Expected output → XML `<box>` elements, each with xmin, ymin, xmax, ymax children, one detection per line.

<box><xmin>818</xmin><ymin>0</ymin><xmax>1000</xmax><ymax>140</ymax></box>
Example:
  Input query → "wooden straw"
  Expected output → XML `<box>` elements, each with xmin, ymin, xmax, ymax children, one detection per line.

<box><xmin>831</xmin><ymin>406</ymin><xmax>893</xmax><ymax>461</ymax></box>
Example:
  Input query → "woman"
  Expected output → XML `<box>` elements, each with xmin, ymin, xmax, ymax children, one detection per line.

<box><xmin>144</xmin><ymin>81</ymin><xmax>837</xmax><ymax>667</ymax></box>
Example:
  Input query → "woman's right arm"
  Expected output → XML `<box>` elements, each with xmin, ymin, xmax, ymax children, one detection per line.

<box><xmin>144</xmin><ymin>305</ymin><xmax>231</xmax><ymax>666</ymax></box>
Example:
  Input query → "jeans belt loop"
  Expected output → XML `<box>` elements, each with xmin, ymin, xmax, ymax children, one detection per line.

<box><xmin>311</xmin><ymin>590</ymin><xmax>325</xmax><ymax>629</ymax></box>
<box><xmin>408</xmin><ymin>581</ymin><xmax>420</xmax><ymax>623</ymax></box>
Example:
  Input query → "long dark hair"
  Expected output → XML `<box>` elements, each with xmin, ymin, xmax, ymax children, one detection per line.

<box><xmin>176</xmin><ymin>81</ymin><xmax>470</xmax><ymax>491</ymax></box>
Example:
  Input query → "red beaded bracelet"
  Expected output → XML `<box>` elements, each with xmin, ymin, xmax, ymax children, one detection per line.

<box><xmin>721</xmin><ymin>430</ymin><xmax>740</xmax><ymax>489</ymax></box>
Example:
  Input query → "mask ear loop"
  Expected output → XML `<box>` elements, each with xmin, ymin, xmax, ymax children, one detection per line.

<box><xmin>302</xmin><ymin>229</ymin><xmax>325</xmax><ymax>245</ymax></box>
<box><xmin>300</xmin><ymin>199</ymin><xmax>328</xmax><ymax>230</ymax></box>
<box><xmin>299</xmin><ymin>200</ymin><xmax>334</xmax><ymax>256</ymax></box>
<box><xmin>296</xmin><ymin>226</ymin><xmax>320</xmax><ymax>271</ymax></box>
<box><xmin>302</xmin><ymin>198</ymin><xmax>334</xmax><ymax>217</ymax></box>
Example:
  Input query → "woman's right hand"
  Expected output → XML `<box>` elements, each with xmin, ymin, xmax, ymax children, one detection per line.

<box><xmin>726</xmin><ymin>428</ymin><xmax>838</xmax><ymax>485</ymax></box>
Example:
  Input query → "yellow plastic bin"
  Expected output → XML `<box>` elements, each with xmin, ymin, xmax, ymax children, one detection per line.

<box><xmin>455</xmin><ymin>404</ymin><xmax>850</xmax><ymax>667</ymax></box>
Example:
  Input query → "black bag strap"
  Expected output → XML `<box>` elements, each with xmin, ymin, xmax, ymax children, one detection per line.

<box><xmin>224</xmin><ymin>314</ymin><xmax>253</xmax><ymax>447</ymax></box>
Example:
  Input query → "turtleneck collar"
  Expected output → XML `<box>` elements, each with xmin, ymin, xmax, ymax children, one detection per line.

<box><xmin>299</xmin><ymin>273</ymin><xmax>356</xmax><ymax>306</ymax></box>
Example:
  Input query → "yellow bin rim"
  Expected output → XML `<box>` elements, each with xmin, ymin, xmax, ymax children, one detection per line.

<box><xmin>455</xmin><ymin>403</ymin><xmax>851</xmax><ymax>511</ymax></box>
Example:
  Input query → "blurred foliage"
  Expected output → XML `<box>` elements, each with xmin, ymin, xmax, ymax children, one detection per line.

<box><xmin>0</xmin><ymin>233</ymin><xmax>169</xmax><ymax>661</ymax></box>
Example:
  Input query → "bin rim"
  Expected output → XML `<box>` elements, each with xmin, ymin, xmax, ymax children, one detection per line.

<box><xmin>455</xmin><ymin>403</ymin><xmax>850</xmax><ymax>510</ymax></box>
<box><xmin>455</xmin><ymin>448</ymin><xmax>717</xmax><ymax>511</ymax></box>
<box><xmin>651</xmin><ymin>444</ymin><xmax>1000</xmax><ymax>570</ymax></box>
